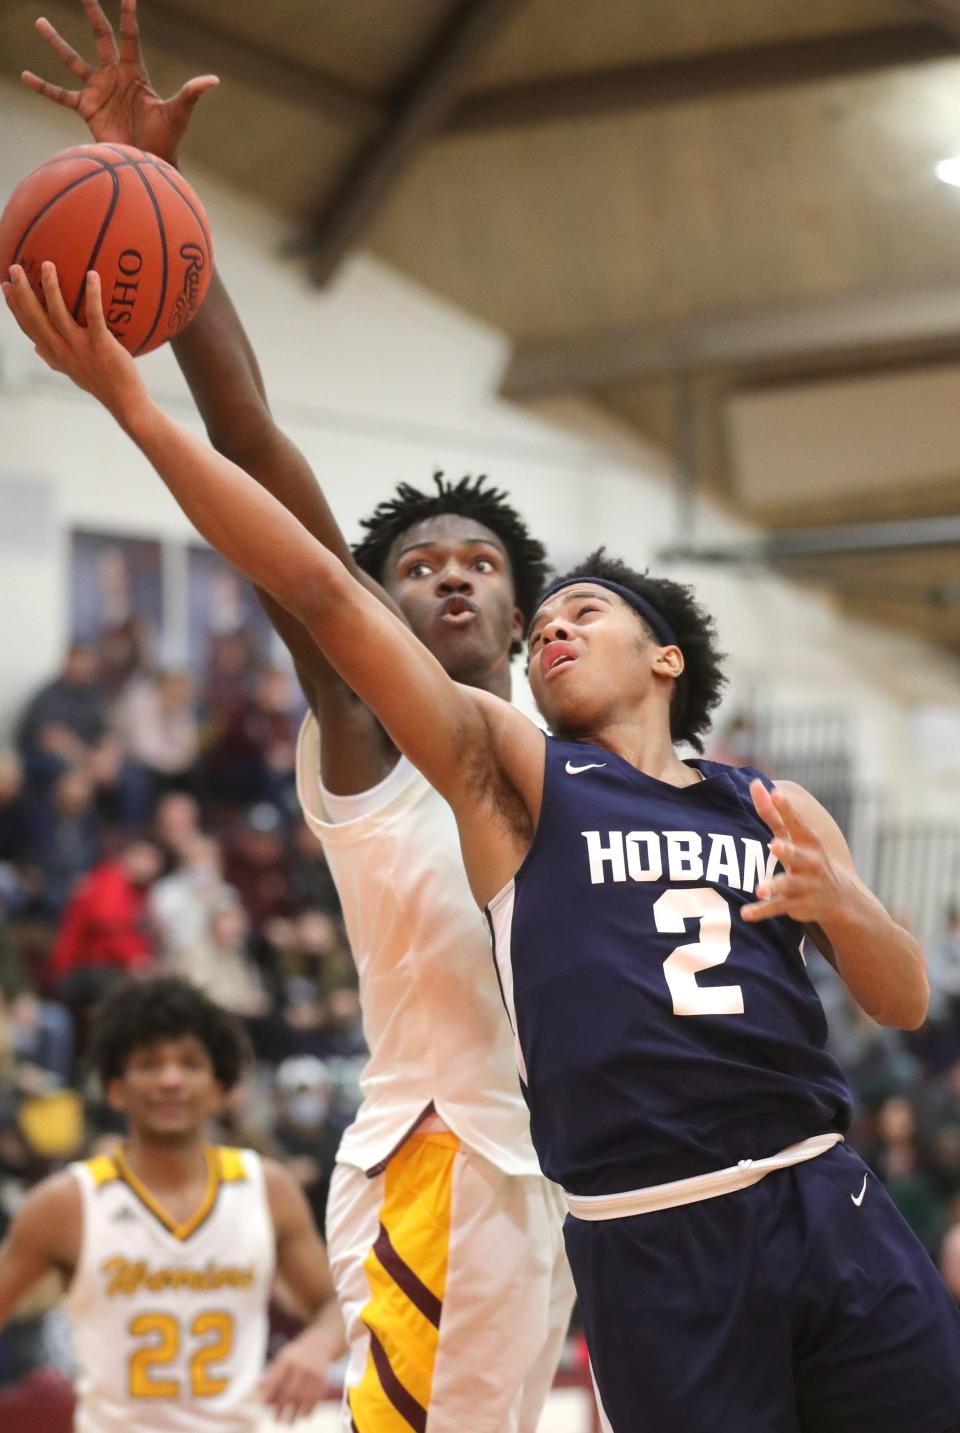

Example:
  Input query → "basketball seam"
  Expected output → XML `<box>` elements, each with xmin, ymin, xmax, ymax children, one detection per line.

<box><xmin>32</xmin><ymin>147</ymin><xmax>146</xmax><ymax>172</ymax></box>
<box><xmin>9</xmin><ymin>160</ymin><xmax>118</xmax><ymax>284</ymax></box>
<box><xmin>146</xmin><ymin>162</ymin><xmax>213</xmax><ymax>261</ymax></box>
<box><xmin>103</xmin><ymin>146</ymin><xmax>167</xmax><ymax>356</ymax></box>
<box><xmin>73</xmin><ymin>166</ymin><xmax>122</xmax><ymax>322</ymax></box>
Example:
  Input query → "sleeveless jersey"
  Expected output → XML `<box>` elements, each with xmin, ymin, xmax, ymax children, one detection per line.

<box><xmin>487</xmin><ymin>739</ymin><xmax>853</xmax><ymax>1198</ymax></box>
<box><xmin>296</xmin><ymin>714</ymin><xmax>541</xmax><ymax>1176</ymax></box>
<box><xmin>66</xmin><ymin>1146</ymin><xmax>275</xmax><ymax>1433</ymax></box>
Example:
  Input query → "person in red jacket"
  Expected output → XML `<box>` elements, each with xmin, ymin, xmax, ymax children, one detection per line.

<box><xmin>49</xmin><ymin>840</ymin><xmax>163</xmax><ymax>1002</ymax></box>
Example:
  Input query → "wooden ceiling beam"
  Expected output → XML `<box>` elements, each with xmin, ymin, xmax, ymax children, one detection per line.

<box><xmin>502</xmin><ymin>287</ymin><xmax>960</xmax><ymax>397</ymax></box>
<box><xmin>448</xmin><ymin>25</ymin><xmax>954</xmax><ymax>133</ymax></box>
<box><xmin>903</xmin><ymin>1</ymin><xmax>960</xmax><ymax>43</ymax></box>
<box><xmin>304</xmin><ymin>0</ymin><xmax>526</xmax><ymax>287</ymax></box>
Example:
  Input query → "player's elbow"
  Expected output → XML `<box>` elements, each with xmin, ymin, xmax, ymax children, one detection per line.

<box><xmin>899</xmin><ymin>980</ymin><xmax>930</xmax><ymax>1032</ymax></box>
<box><xmin>877</xmin><ymin>972</ymin><xmax>929</xmax><ymax>1032</ymax></box>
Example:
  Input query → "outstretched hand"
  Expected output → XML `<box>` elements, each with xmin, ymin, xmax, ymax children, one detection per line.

<box><xmin>3</xmin><ymin>262</ymin><xmax>147</xmax><ymax>422</ymax></box>
<box><xmin>23</xmin><ymin>0</ymin><xmax>218</xmax><ymax>162</ymax></box>
<box><xmin>743</xmin><ymin>779</ymin><xmax>849</xmax><ymax>928</ymax></box>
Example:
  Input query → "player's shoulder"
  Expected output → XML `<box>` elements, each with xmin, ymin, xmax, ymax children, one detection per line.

<box><xmin>212</xmin><ymin>1144</ymin><xmax>257</xmax><ymax>1184</ymax></box>
<box><xmin>258</xmin><ymin>1157</ymin><xmax>311</xmax><ymax>1231</ymax></box>
<box><xmin>10</xmin><ymin>1168</ymin><xmax>81</xmax><ymax>1245</ymax></box>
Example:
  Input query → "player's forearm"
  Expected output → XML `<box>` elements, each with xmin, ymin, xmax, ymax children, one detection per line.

<box><xmin>816</xmin><ymin>883</ymin><xmax>928</xmax><ymax>1030</ymax></box>
<box><xmin>172</xmin><ymin>270</ymin><xmax>356</xmax><ymax>571</ymax></box>
<box><xmin>303</xmin><ymin>1297</ymin><xmax>347</xmax><ymax>1361</ymax></box>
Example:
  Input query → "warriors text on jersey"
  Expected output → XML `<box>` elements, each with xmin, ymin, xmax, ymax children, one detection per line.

<box><xmin>66</xmin><ymin>1146</ymin><xmax>275</xmax><ymax>1433</ymax></box>
<box><xmin>487</xmin><ymin>740</ymin><xmax>853</xmax><ymax>1198</ymax></box>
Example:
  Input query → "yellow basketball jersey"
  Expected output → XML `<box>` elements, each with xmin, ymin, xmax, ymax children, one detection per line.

<box><xmin>66</xmin><ymin>1146</ymin><xmax>275</xmax><ymax>1433</ymax></box>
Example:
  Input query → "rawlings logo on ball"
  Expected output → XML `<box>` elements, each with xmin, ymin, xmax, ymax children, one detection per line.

<box><xmin>169</xmin><ymin>242</ymin><xmax>207</xmax><ymax>332</ymax></box>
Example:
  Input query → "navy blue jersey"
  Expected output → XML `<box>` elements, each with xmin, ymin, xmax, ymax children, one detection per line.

<box><xmin>486</xmin><ymin>736</ymin><xmax>852</xmax><ymax>1197</ymax></box>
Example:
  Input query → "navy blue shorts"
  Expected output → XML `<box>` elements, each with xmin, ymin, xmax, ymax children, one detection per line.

<box><xmin>565</xmin><ymin>1143</ymin><xmax>960</xmax><ymax>1433</ymax></box>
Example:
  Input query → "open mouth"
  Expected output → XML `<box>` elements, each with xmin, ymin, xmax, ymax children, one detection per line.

<box><xmin>438</xmin><ymin>595</ymin><xmax>479</xmax><ymax>626</ymax></box>
<box><xmin>541</xmin><ymin>642</ymin><xmax>578</xmax><ymax>677</ymax></box>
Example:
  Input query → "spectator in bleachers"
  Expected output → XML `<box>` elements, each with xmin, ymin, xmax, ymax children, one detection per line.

<box><xmin>223</xmin><ymin>803</ymin><xmax>297</xmax><ymax>926</ymax></box>
<box><xmin>149</xmin><ymin>833</ymin><xmax>234</xmax><ymax>961</ymax></box>
<box><xmin>0</xmin><ymin>752</ymin><xmax>33</xmax><ymax>919</ymax></box>
<box><xmin>288</xmin><ymin>818</ymin><xmax>341</xmax><ymax>917</ymax></box>
<box><xmin>916</xmin><ymin>1058</ymin><xmax>960</xmax><ymax>1197</ymax></box>
<box><xmin>151</xmin><ymin>790</ymin><xmax>203</xmax><ymax>865</ymax></box>
<box><xmin>203</xmin><ymin>664</ymin><xmax>298</xmax><ymax>810</ymax></box>
<box><xmin>169</xmin><ymin>895</ymin><xmax>266</xmax><ymax>1021</ymax></box>
<box><xmin>941</xmin><ymin>1219</ymin><xmax>960</xmax><ymax>1304</ymax></box>
<box><xmin>864</xmin><ymin>1094</ymin><xmax>943</xmax><ymax>1252</ymax></box>
<box><xmin>200</xmin><ymin>569</ymin><xmax>265</xmax><ymax>723</ymax></box>
<box><xmin>928</xmin><ymin>905</ymin><xmax>960</xmax><ymax>1020</ymax></box>
<box><xmin>25</xmin><ymin>768</ymin><xmax>101</xmax><ymax>919</ymax></box>
<box><xmin>708</xmin><ymin>711</ymin><xmax>765</xmax><ymax>770</ymax></box>
<box><xmin>47</xmin><ymin>838</ymin><xmax>163</xmax><ymax>1004</ymax></box>
<box><xmin>112</xmin><ymin>668</ymin><xmax>200</xmax><ymax>823</ymax></box>
<box><xmin>293</xmin><ymin>911</ymin><xmax>351</xmax><ymax>991</ymax></box>
<box><xmin>0</xmin><ymin>752</ymin><xmax>29</xmax><ymax>865</ymax></box>
<box><xmin>16</xmin><ymin>645</ymin><xmax>107</xmax><ymax>789</ymax></box>
<box><xmin>272</xmin><ymin>1055</ymin><xmax>341</xmax><ymax>1235</ymax></box>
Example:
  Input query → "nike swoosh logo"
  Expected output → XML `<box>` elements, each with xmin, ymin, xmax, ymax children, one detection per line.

<box><xmin>851</xmin><ymin>1175</ymin><xmax>868</xmax><ymax>1208</ymax></box>
<box><xmin>565</xmin><ymin>761</ymin><xmax>607</xmax><ymax>775</ymax></box>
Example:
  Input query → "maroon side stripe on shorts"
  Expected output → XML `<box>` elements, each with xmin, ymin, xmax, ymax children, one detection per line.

<box><xmin>367</xmin><ymin>1329</ymin><xmax>428</xmax><ymax>1433</ymax></box>
<box><xmin>373</xmin><ymin>1222</ymin><xmax>443</xmax><ymax>1328</ymax></box>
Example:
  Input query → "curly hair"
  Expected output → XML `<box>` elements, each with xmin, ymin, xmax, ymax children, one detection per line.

<box><xmin>540</xmin><ymin>549</ymin><xmax>727</xmax><ymax>752</ymax></box>
<box><xmin>353</xmin><ymin>473</ymin><xmax>550</xmax><ymax>653</ymax></box>
<box><xmin>90</xmin><ymin>976</ymin><xmax>248</xmax><ymax>1090</ymax></box>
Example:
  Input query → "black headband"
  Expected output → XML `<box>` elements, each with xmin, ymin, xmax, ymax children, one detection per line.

<box><xmin>534</xmin><ymin>576</ymin><xmax>678</xmax><ymax>648</ymax></box>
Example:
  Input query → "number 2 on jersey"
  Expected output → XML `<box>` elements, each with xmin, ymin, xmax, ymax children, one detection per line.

<box><xmin>129</xmin><ymin>1310</ymin><xmax>234</xmax><ymax>1399</ymax></box>
<box><xmin>654</xmin><ymin>887</ymin><xmax>745</xmax><ymax>1017</ymax></box>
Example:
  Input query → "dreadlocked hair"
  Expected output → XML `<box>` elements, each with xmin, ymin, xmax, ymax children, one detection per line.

<box><xmin>352</xmin><ymin>473</ymin><xmax>550</xmax><ymax>655</ymax></box>
<box><xmin>542</xmin><ymin>549</ymin><xmax>727</xmax><ymax>753</ymax></box>
<box><xmin>90</xmin><ymin>976</ymin><xmax>249</xmax><ymax>1091</ymax></box>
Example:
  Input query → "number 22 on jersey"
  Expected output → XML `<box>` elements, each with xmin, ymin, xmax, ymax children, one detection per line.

<box><xmin>129</xmin><ymin>1311</ymin><xmax>234</xmax><ymax>1399</ymax></box>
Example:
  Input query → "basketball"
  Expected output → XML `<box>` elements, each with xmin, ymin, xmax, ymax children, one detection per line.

<box><xmin>0</xmin><ymin>143</ymin><xmax>212</xmax><ymax>356</ymax></box>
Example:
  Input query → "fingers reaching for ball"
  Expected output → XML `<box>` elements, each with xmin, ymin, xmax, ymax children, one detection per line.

<box><xmin>3</xmin><ymin>262</ymin><xmax>61</xmax><ymax>356</ymax></box>
<box><xmin>3</xmin><ymin>261</ymin><xmax>145</xmax><ymax>416</ymax></box>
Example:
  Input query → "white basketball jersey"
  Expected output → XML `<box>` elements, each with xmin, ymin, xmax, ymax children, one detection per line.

<box><xmin>296</xmin><ymin>714</ymin><xmax>540</xmax><ymax>1177</ymax></box>
<box><xmin>66</xmin><ymin>1146</ymin><xmax>275</xmax><ymax>1433</ymax></box>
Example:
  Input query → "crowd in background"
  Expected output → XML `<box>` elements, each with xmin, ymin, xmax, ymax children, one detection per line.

<box><xmin>2</xmin><ymin>623</ymin><xmax>960</xmax><ymax>1395</ymax></box>
<box><xmin>0</xmin><ymin>618</ymin><xmax>364</xmax><ymax>1393</ymax></box>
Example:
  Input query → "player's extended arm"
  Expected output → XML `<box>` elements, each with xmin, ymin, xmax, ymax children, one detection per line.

<box><xmin>257</xmin><ymin>1161</ymin><xmax>345</xmax><ymax>1422</ymax></box>
<box><xmin>744</xmin><ymin>779</ymin><xmax>928</xmax><ymax>1030</ymax></box>
<box><xmin>0</xmin><ymin>1174</ymin><xmax>78</xmax><ymax>1327</ymax></box>
<box><xmin>4</xmin><ymin>266</ymin><xmax>540</xmax><ymax>889</ymax></box>
<box><xmin>21</xmin><ymin>0</ymin><xmax>399</xmax><ymax>784</ymax></box>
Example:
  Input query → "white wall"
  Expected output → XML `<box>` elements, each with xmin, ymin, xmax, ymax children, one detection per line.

<box><xmin>2</xmin><ymin>78</ymin><xmax>960</xmax><ymax>828</ymax></box>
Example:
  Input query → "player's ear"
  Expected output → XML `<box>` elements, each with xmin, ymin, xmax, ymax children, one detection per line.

<box><xmin>106</xmin><ymin>1078</ymin><xmax>128</xmax><ymax>1115</ymax></box>
<box><xmin>652</xmin><ymin>645</ymin><xmax>684</xmax><ymax>681</ymax></box>
<box><xmin>511</xmin><ymin>604</ymin><xmax>525</xmax><ymax>646</ymax></box>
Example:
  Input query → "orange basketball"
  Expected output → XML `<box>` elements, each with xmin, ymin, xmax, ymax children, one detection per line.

<box><xmin>0</xmin><ymin>143</ymin><xmax>213</xmax><ymax>356</ymax></box>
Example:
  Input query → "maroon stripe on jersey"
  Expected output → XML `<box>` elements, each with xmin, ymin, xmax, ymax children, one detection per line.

<box><xmin>367</xmin><ymin>1329</ymin><xmax>428</xmax><ymax>1432</ymax></box>
<box><xmin>373</xmin><ymin>1222</ymin><xmax>443</xmax><ymax>1328</ymax></box>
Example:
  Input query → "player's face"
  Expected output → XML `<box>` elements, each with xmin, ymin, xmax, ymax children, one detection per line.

<box><xmin>527</xmin><ymin>584</ymin><xmax>675</xmax><ymax>735</ymax></box>
<box><xmin>108</xmin><ymin>1036</ymin><xmax>224</xmax><ymax>1143</ymax></box>
<box><xmin>383</xmin><ymin>515</ymin><xmax>524</xmax><ymax>684</ymax></box>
